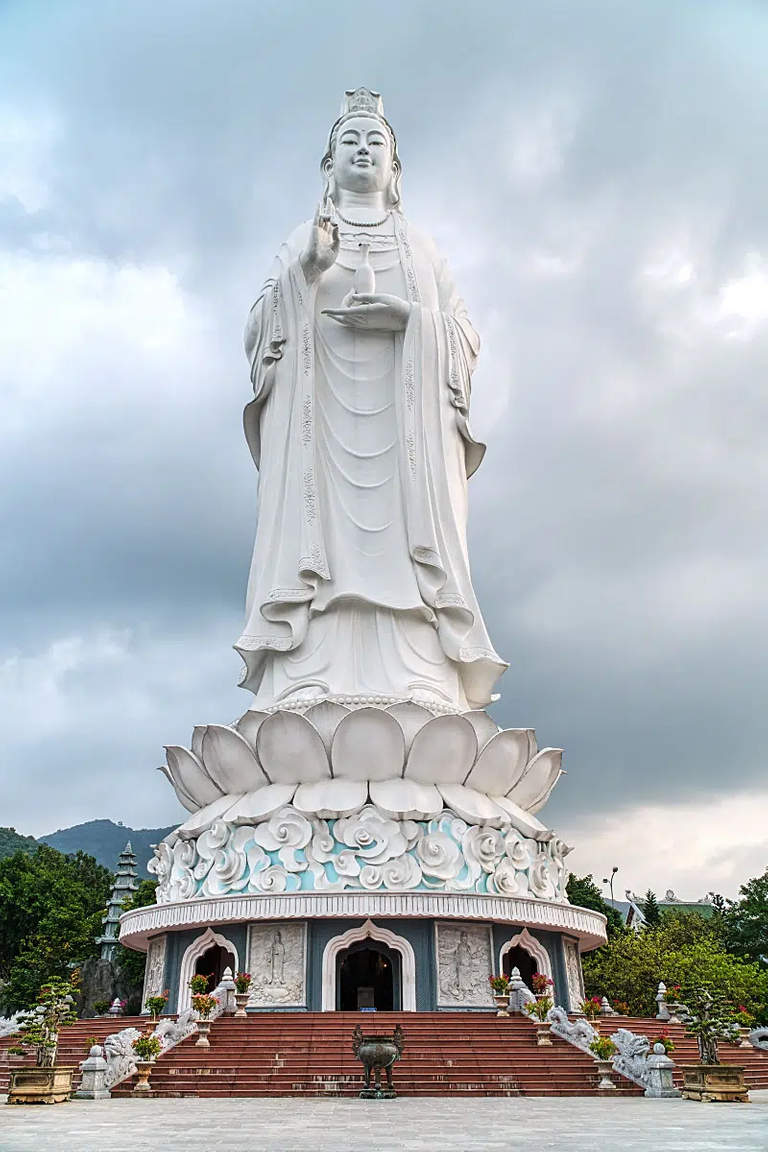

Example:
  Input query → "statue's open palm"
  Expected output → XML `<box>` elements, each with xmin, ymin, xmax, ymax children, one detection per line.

<box><xmin>300</xmin><ymin>206</ymin><xmax>340</xmax><ymax>282</ymax></box>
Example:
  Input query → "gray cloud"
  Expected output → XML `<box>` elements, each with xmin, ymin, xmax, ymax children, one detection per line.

<box><xmin>1</xmin><ymin>0</ymin><xmax>766</xmax><ymax>882</ymax></box>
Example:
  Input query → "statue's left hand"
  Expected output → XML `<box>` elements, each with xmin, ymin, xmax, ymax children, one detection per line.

<box><xmin>322</xmin><ymin>293</ymin><xmax>411</xmax><ymax>332</ymax></box>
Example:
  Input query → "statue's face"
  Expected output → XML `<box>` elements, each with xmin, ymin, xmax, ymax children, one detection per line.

<box><xmin>331</xmin><ymin>115</ymin><xmax>394</xmax><ymax>193</ymax></box>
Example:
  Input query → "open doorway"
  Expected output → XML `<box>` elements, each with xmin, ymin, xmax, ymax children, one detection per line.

<box><xmin>336</xmin><ymin>940</ymin><xmax>401</xmax><ymax>1011</ymax></box>
<box><xmin>502</xmin><ymin>944</ymin><xmax>537</xmax><ymax>988</ymax></box>
<box><xmin>194</xmin><ymin>943</ymin><xmax>236</xmax><ymax>993</ymax></box>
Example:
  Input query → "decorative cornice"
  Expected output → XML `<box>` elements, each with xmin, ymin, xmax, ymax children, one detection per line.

<box><xmin>119</xmin><ymin>891</ymin><xmax>607</xmax><ymax>952</ymax></box>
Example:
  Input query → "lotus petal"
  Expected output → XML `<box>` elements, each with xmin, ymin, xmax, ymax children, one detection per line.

<box><xmin>492</xmin><ymin>794</ymin><xmax>553</xmax><ymax>841</ymax></box>
<box><xmin>235</xmin><ymin>710</ymin><xmax>269</xmax><ymax>754</ymax></box>
<box><xmin>176</xmin><ymin>794</ymin><xmax>243</xmax><ymax>838</ymax></box>
<box><xmin>201</xmin><ymin>724</ymin><xmax>269</xmax><ymax>793</ymax></box>
<box><xmin>303</xmin><ymin>701</ymin><xmax>350</xmax><ymax>754</ymax></box>
<box><xmin>385</xmin><ymin>702</ymin><xmax>432</xmax><ymax>753</ymax></box>
<box><xmin>405</xmin><ymin>715</ymin><xmax>477</xmax><ymax>785</ymax></box>
<box><xmin>293</xmin><ymin>779</ymin><xmax>368</xmax><ymax>818</ymax></box>
<box><xmin>158</xmin><ymin>764</ymin><xmax>197</xmax><ymax>813</ymax></box>
<box><xmin>223</xmin><ymin>784</ymin><xmax>298</xmax><ymax>824</ymax></box>
<box><xmin>164</xmin><ymin>746</ymin><xmax>223</xmax><ymax>809</ymax></box>
<box><xmin>462</xmin><ymin>710</ymin><xmax>499</xmax><ymax>753</ymax></box>
<box><xmin>464</xmin><ymin>729</ymin><xmax>531</xmax><ymax>794</ymax></box>
<box><xmin>527</xmin><ymin>730</ymin><xmax>538</xmax><ymax>760</ymax></box>
<box><xmin>437</xmin><ymin>784</ymin><xmax>506</xmax><ymax>826</ymax></box>
<box><xmin>331</xmin><ymin>707</ymin><xmax>405</xmax><ymax>781</ymax></box>
<box><xmin>369</xmin><ymin>779</ymin><xmax>443</xmax><ymax>821</ymax></box>
<box><xmin>191</xmin><ymin>725</ymin><xmax>206</xmax><ymax>762</ymax></box>
<box><xmin>508</xmin><ymin>748</ymin><xmax>564</xmax><ymax>812</ymax></box>
<box><xmin>256</xmin><ymin>711</ymin><xmax>331</xmax><ymax>784</ymax></box>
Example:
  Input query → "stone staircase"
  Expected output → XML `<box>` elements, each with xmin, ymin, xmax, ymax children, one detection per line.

<box><xmin>1</xmin><ymin>1013</ymin><xmax>766</xmax><ymax>1099</ymax></box>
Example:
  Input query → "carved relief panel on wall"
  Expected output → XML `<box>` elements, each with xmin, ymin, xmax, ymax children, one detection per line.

<box><xmin>247</xmin><ymin>921</ymin><xmax>307</xmax><ymax>1008</ymax></box>
<box><xmin>563</xmin><ymin>937</ymin><xmax>585</xmax><ymax>1011</ymax></box>
<box><xmin>435</xmin><ymin>922</ymin><xmax>494</xmax><ymax>1008</ymax></box>
<box><xmin>142</xmin><ymin>935</ymin><xmax>167</xmax><ymax>1007</ymax></box>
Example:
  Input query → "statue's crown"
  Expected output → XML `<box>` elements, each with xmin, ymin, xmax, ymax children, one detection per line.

<box><xmin>340</xmin><ymin>88</ymin><xmax>384</xmax><ymax>118</ymax></box>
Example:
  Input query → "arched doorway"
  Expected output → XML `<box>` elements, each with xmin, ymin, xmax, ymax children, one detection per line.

<box><xmin>178</xmin><ymin>928</ymin><xmax>240</xmax><ymax>1011</ymax></box>
<box><xmin>336</xmin><ymin>940</ymin><xmax>400</xmax><ymax>1011</ymax></box>
<box><xmin>321</xmin><ymin>920</ymin><xmax>417</xmax><ymax>1011</ymax></box>
<box><xmin>194</xmin><ymin>943</ymin><xmax>236</xmax><ymax>993</ymax></box>
<box><xmin>502</xmin><ymin>944</ymin><xmax>537</xmax><ymax>987</ymax></box>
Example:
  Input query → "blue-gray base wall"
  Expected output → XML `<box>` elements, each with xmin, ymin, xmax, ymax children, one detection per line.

<box><xmin>157</xmin><ymin>918</ymin><xmax>579</xmax><ymax>1013</ymax></box>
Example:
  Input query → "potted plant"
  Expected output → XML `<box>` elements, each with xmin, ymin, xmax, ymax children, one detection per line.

<box><xmin>92</xmin><ymin>998</ymin><xmax>110</xmax><ymax>1017</ymax></box>
<box><xmin>131</xmin><ymin>1031</ymin><xmax>162</xmax><ymax>1094</ymax></box>
<box><xmin>679</xmin><ymin>987</ymin><xmax>747</xmax><ymax>1102</ymax></box>
<box><xmin>579</xmin><ymin>996</ymin><xmax>603</xmax><ymax>1026</ymax></box>
<box><xmin>7</xmin><ymin>977</ymin><xmax>78</xmax><ymax>1105</ymax></box>
<box><xmin>589</xmin><ymin>1036</ymin><xmax>617</xmax><ymax>1091</ymax></box>
<box><xmin>612</xmin><ymin>1000</ymin><xmax>629</xmax><ymax>1016</ymax></box>
<box><xmin>191</xmin><ymin>993</ymin><xmax>218</xmax><ymax>1046</ymax></box>
<box><xmin>654</xmin><ymin>1028</ymin><xmax>675</xmax><ymax>1055</ymax></box>
<box><xmin>234</xmin><ymin>972</ymin><xmax>252</xmax><ymax>1017</ymax></box>
<box><xmin>732</xmin><ymin>1006</ymin><xmax>755</xmax><ymax>1048</ymax></box>
<box><xmin>488</xmin><ymin>974</ymin><xmax>510</xmax><ymax>1016</ymax></box>
<box><xmin>145</xmin><ymin>990</ymin><xmax>169</xmax><ymax>1022</ymax></box>
<box><xmin>531</xmin><ymin>973</ymin><xmax>554</xmax><ymax>999</ymax></box>
<box><xmin>527</xmin><ymin>995</ymin><xmax>554</xmax><ymax>1045</ymax></box>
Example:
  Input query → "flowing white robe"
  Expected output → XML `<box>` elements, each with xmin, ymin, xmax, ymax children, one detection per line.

<box><xmin>236</xmin><ymin>214</ymin><xmax>506</xmax><ymax>711</ymax></box>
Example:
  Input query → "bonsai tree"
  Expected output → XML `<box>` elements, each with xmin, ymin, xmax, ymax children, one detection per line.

<box><xmin>8</xmin><ymin>977</ymin><xmax>78</xmax><ymax>1067</ymax></box>
<box><xmin>683</xmin><ymin>987</ymin><xmax>741</xmax><ymax>1064</ymax></box>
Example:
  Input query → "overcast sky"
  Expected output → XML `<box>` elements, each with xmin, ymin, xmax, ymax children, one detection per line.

<box><xmin>1</xmin><ymin>0</ymin><xmax>766</xmax><ymax>900</ymax></box>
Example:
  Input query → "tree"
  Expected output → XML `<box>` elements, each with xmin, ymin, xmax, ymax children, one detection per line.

<box><xmin>566</xmin><ymin>873</ymin><xmax>624</xmax><ymax>937</ymax></box>
<box><xmin>640</xmin><ymin>889</ymin><xmax>661</xmax><ymax>926</ymax></box>
<box><xmin>114</xmin><ymin>879</ymin><xmax>159</xmax><ymax>996</ymax></box>
<box><xmin>582</xmin><ymin>913</ymin><xmax>768</xmax><ymax>1021</ymax></box>
<box><xmin>0</xmin><ymin>845</ymin><xmax>111</xmax><ymax>1013</ymax></box>
<box><xmin>0</xmin><ymin>827</ymin><xmax>38</xmax><ymax>861</ymax></box>
<box><xmin>717</xmin><ymin>868</ymin><xmax>768</xmax><ymax>965</ymax></box>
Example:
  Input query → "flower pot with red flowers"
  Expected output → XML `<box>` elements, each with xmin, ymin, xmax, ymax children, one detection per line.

<box><xmin>192</xmin><ymin>994</ymin><xmax>218</xmax><ymax>1047</ymax></box>
<box><xmin>589</xmin><ymin>1036</ymin><xmax>616</xmax><ymax>1092</ymax></box>
<box><xmin>488</xmin><ymin>974</ymin><xmax>510</xmax><ymax>1017</ymax></box>
<box><xmin>145</xmin><ymin>990</ymin><xmax>169</xmax><ymax>1022</ymax></box>
<box><xmin>531</xmin><ymin>974</ymin><xmax>554</xmax><ymax>1000</ymax></box>
<box><xmin>234</xmin><ymin>972</ymin><xmax>252</xmax><ymax>1017</ymax></box>
<box><xmin>527</xmin><ymin>995</ymin><xmax>554</xmax><ymax>1045</ymax></box>
<box><xmin>579</xmin><ymin>996</ymin><xmax>603</xmax><ymax>1028</ymax></box>
<box><xmin>131</xmin><ymin>1033</ymin><xmax>161</xmax><ymax>1094</ymax></box>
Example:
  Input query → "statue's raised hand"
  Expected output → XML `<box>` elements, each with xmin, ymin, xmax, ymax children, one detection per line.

<box><xmin>300</xmin><ymin>205</ymin><xmax>340</xmax><ymax>284</ymax></box>
<box><xmin>322</xmin><ymin>293</ymin><xmax>411</xmax><ymax>332</ymax></box>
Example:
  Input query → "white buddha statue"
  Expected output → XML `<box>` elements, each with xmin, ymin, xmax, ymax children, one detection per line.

<box><xmin>236</xmin><ymin>89</ymin><xmax>506</xmax><ymax>714</ymax></box>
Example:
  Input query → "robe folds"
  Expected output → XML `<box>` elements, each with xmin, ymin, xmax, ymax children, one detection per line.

<box><xmin>236</xmin><ymin>213</ymin><xmax>507</xmax><ymax>712</ymax></box>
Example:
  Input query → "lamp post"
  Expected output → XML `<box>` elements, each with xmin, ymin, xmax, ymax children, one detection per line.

<box><xmin>602</xmin><ymin>866</ymin><xmax>619</xmax><ymax>907</ymax></box>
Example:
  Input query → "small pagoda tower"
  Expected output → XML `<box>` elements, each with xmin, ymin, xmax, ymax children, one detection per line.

<box><xmin>97</xmin><ymin>841</ymin><xmax>139</xmax><ymax>961</ymax></box>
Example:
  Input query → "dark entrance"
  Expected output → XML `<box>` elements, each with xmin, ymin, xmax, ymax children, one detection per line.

<box><xmin>195</xmin><ymin>944</ymin><xmax>236</xmax><ymax>993</ymax></box>
<box><xmin>336</xmin><ymin>940</ymin><xmax>401</xmax><ymax>1011</ymax></box>
<box><xmin>502</xmin><ymin>945</ymin><xmax>537</xmax><ymax>988</ymax></box>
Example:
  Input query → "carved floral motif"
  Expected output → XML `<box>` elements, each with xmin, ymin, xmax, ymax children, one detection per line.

<box><xmin>149</xmin><ymin>803</ymin><xmax>570</xmax><ymax>904</ymax></box>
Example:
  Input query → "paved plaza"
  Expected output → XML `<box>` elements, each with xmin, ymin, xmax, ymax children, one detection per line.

<box><xmin>1</xmin><ymin>1094</ymin><xmax>767</xmax><ymax>1151</ymax></box>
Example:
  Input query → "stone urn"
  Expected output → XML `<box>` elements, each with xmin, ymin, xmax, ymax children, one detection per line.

<box><xmin>352</xmin><ymin>1024</ymin><xmax>404</xmax><ymax>1099</ymax></box>
<box><xmin>195</xmin><ymin>1019</ymin><xmax>212</xmax><ymax>1048</ymax></box>
<box><xmin>133</xmin><ymin>1059</ymin><xmax>154</xmax><ymax>1094</ymax></box>
<box><xmin>680</xmin><ymin>1063</ymin><xmax>749</xmax><ymax>1103</ymax></box>
<box><xmin>6</xmin><ymin>1066</ymin><xmax>75</xmax><ymax>1105</ymax></box>
<box><xmin>494</xmin><ymin>993</ymin><xmax>510</xmax><ymax>1017</ymax></box>
<box><xmin>594</xmin><ymin>1059</ymin><xmax>615</xmax><ymax>1091</ymax></box>
<box><xmin>234</xmin><ymin>993</ymin><xmax>250</xmax><ymax>1018</ymax></box>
